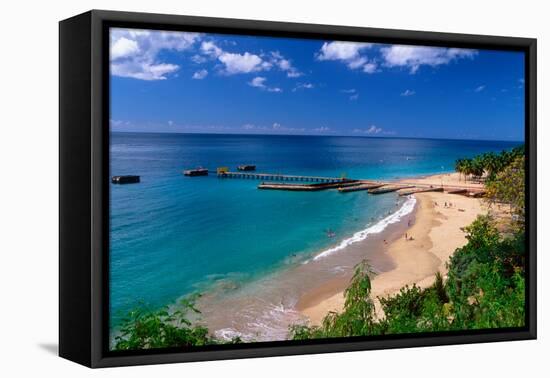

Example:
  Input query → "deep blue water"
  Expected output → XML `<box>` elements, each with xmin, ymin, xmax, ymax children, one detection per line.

<box><xmin>109</xmin><ymin>132</ymin><xmax>519</xmax><ymax>326</ymax></box>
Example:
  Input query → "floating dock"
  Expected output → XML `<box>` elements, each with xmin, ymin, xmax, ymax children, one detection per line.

<box><xmin>258</xmin><ymin>180</ymin><xmax>359</xmax><ymax>191</ymax></box>
<box><xmin>397</xmin><ymin>187</ymin><xmax>444</xmax><ymax>196</ymax></box>
<box><xmin>183</xmin><ymin>168</ymin><xmax>209</xmax><ymax>176</ymax></box>
<box><xmin>237</xmin><ymin>165</ymin><xmax>256</xmax><ymax>171</ymax></box>
<box><xmin>444</xmin><ymin>188</ymin><xmax>485</xmax><ymax>197</ymax></box>
<box><xmin>338</xmin><ymin>182</ymin><xmax>385</xmax><ymax>193</ymax></box>
<box><xmin>368</xmin><ymin>185</ymin><xmax>415</xmax><ymax>194</ymax></box>
<box><xmin>219</xmin><ymin>171</ymin><xmax>347</xmax><ymax>183</ymax></box>
<box><xmin>447</xmin><ymin>188</ymin><xmax>468</xmax><ymax>195</ymax></box>
<box><xmin>111</xmin><ymin>175</ymin><xmax>140</xmax><ymax>184</ymax></box>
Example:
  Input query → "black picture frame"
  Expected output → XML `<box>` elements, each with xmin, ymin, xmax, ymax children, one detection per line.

<box><xmin>59</xmin><ymin>9</ymin><xmax>537</xmax><ymax>368</ymax></box>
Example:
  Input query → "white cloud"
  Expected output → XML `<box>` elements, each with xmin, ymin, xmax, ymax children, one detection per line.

<box><xmin>219</xmin><ymin>52</ymin><xmax>264</xmax><ymax>74</ymax></box>
<box><xmin>474</xmin><ymin>85</ymin><xmax>486</xmax><ymax>92</ymax></box>
<box><xmin>353</xmin><ymin>125</ymin><xmax>382</xmax><ymax>135</ymax></box>
<box><xmin>340</xmin><ymin>88</ymin><xmax>359</xmax><ymax>100</ymax></box>
<box><xmin>200</xmin><ymin>41</ymin><xmax>223</xmax><ymax>57</ymax></box>
<box><xmin>381</xmin><ymin>45</ymin><xmax>477</xmax><ymax>73</ymax></box>
<box><xmin>270</xmin><ymin>122</ymin><xmax>305</xmax><ymax>133</ymax></box>
<box><xmin>191</xmin><ymin>54</ymin><xmax>207</xmax><ymax>64</ymax></box>
<box><xmin>111</xmin><ymin>61</ymin><xmax>179</xmax><ymax>81</ymax></box>
<box><xmin>249</xmin><ymin>76</ymin><xmax>267</xmax><ymax>88</ymax></box>
<box><xmin>248</xmin><ymin>76</ymin><xmax>282</xmax><ymax>92</ymax></box>
<box><xmin>270</xmin><ymin>51</ymin><xmax>302</xmax><ymax>78</ymax></box>
<box><xmin>347</xmin><ymin>56</ymin><xmax>368</xmax><ymax>69</ymax></box>
<box><xmin>401</xmin><ymin>89</ymin><xmax>416</xmax><ymax>96</ymax></box>
<box><xmin>313</xmin><ymin>126</ymin><xmax>331</xmax><ymax>133</ymax></box>
<box><xmin>318</xmin><ymin>41</ymin><xmax>372</xmax><ymax>61</ymax></box>
<box><xmin>110</xmin><ymin>119</ymin><xmax>131</xmax><ymax>127</ymax></box>
<box><xmin>367</xmin><ymin>125</ymin><xmax>382</xmax><ymax>134</ymax></box>
<box><xmin>201</xmin><ymin>41</ymin><xmax>266</xmax><ymax>74</ymax></box>
<box><xmin>317</xmin><ymin>41</ymin><xmax>376</xmax><ymax>73</ymax></box>
<box><xmin>293</xmin><ymin>83</ymin><xmax>314</xmax><ymax>91</ymax></box>
<box><xmin>192</xmin><ymin>69</ymin><xmax>208</xmax><ymax>79</ymax></box>
<box><xmin>198</xmin><ymin>42</ymin><xmax>302</xmax><ymax>79</ymax></box>
<box><xmin>363</xmin><ymin>62</ymin><xmax>378</xmax><ymax>73</ymax></box>
<box><xmin>110</xmin><ymin>37</ymin><xmax>140</xmax><ymax>60</ymax></box>
<box><xmin>239</xmin><ymin>122</ymin><xmax>305</xmax><ymax>134</ymax></box>
<box><xmin>287</xmin><ymin>70</ymin><xmax>302</xmax><ymax>78</ymax></box>
<box><xmin>273</xmin><ymin>52</ymin><xmax>290</xmax><ymax>69</ymax></box>
<box><xmin>110</xmin><ymin>28</ymin><xmax>200</xmax><ymax>80</ymax></box>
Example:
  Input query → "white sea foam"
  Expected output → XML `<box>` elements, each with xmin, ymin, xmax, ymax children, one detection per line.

<box><xmin>214</xmin><ymin>301</ymin><xmax>304</xmax><ymax>342</ymax></box>
<box><xmin>215</xmin><ymin>328</ymin><xmax>247</xmax><ymax>342</ymax></box>
<box><xmin>312</xmin><ymin>195</ymin><xmax>417</xmax><ymax>261</ymax></box>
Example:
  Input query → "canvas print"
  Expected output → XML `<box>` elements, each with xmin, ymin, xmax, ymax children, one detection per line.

<box><xmin>108</xmin><ymin>27</ymin><xmax>526</xmax><ymax>351</ymax></box>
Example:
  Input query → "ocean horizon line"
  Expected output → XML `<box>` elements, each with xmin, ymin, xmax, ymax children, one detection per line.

<box><xmin>109</xmin><ymin>130</ymin><xmax>524</xmax><ymax>144</ymax></box>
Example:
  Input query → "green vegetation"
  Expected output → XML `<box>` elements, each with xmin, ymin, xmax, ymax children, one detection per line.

<box><xmin>113</xmin><ymin>295</ymin><xmax>212</xmax><ymax>350</ymax></box>
<box><xmin>486</xmin><ymin>155</ymin><xmax>525</xmax><ymax>226</ymax></box>
<box><xmin>113</xmin><ymin>145</ymin><xmax>526</xmax><ymax>350</ymax></box>
<box><xmin>291</xmin><ymin>261</ymin><xmax>381</xmax><ymax>339</ymax></box>
<box><xmin>113</xmin><ymin>295</ymin><xmax>242</xmax><ymax>351</ymax></box>
<box><xmin>454</xmin><ymin>145</ymin><xmax>524</xmax><ymax>182</ymax></box>
<box><xmin>290</xmin><ymin>215</ymin><xmax>525</xmax><ymax>339</ymax></box>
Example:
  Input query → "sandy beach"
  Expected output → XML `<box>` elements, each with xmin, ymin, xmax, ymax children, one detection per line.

<box><xmin>298</xmin><ymin>172</ymin><xmax>487</xmax><ymax>325</ymax></box>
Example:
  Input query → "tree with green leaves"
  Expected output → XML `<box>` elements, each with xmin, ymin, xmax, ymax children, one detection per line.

<box><xmin>486</xmin><ymin>155</ymin><xmax>525</xmax><ymax>225</ymax></box>
<box><xmin>113</xmin><ymin>295</ymin><xmax>214</xmax><ymax>351</ymax></box>
<box><xmin>290</xmin><ymin>260</ymin><xmax>380</xmax><ymax>339</ymax></box>
<box><xmin>454</xmin><ymin>145</ymin><xmax>524</xmax><ymax>183</ymax></box>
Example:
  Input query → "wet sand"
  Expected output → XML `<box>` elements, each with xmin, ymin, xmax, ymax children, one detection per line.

<box><xmin>298</xmin><ymin>173</ymin><xmax>486</xmax><ymax>325</ymax></box>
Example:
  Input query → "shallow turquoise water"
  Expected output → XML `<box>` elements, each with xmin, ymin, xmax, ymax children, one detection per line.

<box><xmin>109</xmin><ymin>132</ymin><xmax>519</xmax><ymax>327</ymax></box>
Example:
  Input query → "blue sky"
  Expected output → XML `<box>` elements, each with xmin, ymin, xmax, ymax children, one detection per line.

<box><xmin>110</xmin><ymin>28</ymin><xmax>525</xmax><ymax>141</ymax></box>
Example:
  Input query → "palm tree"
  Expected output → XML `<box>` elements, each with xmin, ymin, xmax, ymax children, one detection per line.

<box><xmin>471</xmin><ymin>156</ymin><xmax>485</xmax><ymax>180</ymax></box>
<box><xmin>462</xmin><ymin>158</ymin><xmax>473</xmax><ymax>182</ymax></box>
<box><xmin>455</xmin><ymin>158</ymin><xmax>465</xmax><ymax>181</ymax></box>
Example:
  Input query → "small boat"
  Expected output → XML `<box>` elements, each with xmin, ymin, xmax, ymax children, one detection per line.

<box><xmin>183</xmin><ymin>168</ymin><xmax>209</xmax><ymax>176</ymax></box>
<box><xmin>238</xmin><ymin>164</ymin><xmax>256</xmax><ymax>171</ymax></box>
<box><xmin>326</xmin><ymin>229</ymin><xmax>336</xmax><ymax>238</ymax></box>
<box><xmin>111</xmin><ymin>175</ymin><xmax>140</xmax><ymax>184</ymax></box>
